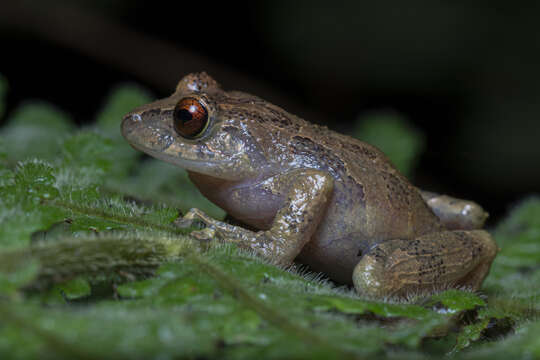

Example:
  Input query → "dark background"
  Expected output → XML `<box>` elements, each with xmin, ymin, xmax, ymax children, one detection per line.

<box><xmin>1</xmin><ymin>1</ymin><xmax>539</xmax><ymax>224</ymax></box>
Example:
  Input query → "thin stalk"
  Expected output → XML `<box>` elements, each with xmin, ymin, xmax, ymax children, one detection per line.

<box><xmin>46</xmin><ymin>199</ymin><xmax>190</xmax><ymax>235</ymax></box>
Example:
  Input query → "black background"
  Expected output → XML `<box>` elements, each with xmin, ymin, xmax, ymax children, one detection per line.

<box><xmin>2</xmin><ymin>1</ymin><xmax>540</xmax><ymax>224</ymax></box>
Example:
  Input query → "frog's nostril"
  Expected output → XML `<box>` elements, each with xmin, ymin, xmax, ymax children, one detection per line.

<box><xmin>123</xmin><ymin>113</ymin><xmax>141</xmax><ymax>123</ymax></box>
<box><xmin>121</xmin><ymin>113</ymin><xmax>140</xmax><ymax>138</ymax></box>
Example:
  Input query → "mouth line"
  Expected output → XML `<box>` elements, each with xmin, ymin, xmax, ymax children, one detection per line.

<box><xmin>127</xmin><ymin>140</ymin><xmax>228</xmax><ymax>167</ymax></box>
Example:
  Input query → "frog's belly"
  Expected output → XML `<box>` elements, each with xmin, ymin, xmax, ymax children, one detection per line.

<box><xmin>296</xmin><ymin>231</ymin><xmax>372</xmax><ymax>284</ymax></box>
<box><xmin>294</xmin><ymin>182</ymin><xmax>374</xmax><ymax>284</ymax></box>
<box><xmin>225</xmin><ymin>193</ymin><xmax>282</xmax><ymax>230</ymax></box>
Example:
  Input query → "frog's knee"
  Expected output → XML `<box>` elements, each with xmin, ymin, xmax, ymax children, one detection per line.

<box><xmin>468</xmin><ymin>230</ymin><xmax>500</xmax><ymax>270</ymax></box>
<box><xmin>471</xmin><ymin>230</ymin><xmax>499</xmax><ymax>264</ymax></box>
<box><xmin>352</xmin><ymin>253</ymin><xmax>389</xmax><ymax>299</ymax></box>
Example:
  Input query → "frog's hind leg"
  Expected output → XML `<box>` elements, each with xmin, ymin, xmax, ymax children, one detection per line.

<box><xmin>352</xmin><ymin>230</ymin><xmax>498</xmax><ymax>299</ymax></box>
<box><xmin>419</xmin><ymin>190</ymin><xmax>489</xmax><ymax>230</ymax></box>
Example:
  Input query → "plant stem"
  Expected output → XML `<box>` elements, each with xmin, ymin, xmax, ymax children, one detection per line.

<box><xmin>47</xmin><ymin>199</ymin><xmax>190</xmax><ymax>235</ymax></box>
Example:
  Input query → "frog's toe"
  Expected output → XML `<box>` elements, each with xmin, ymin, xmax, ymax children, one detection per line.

<box><xmin>190</xmin><ymin>228</ymin><xmax>217</xmax><ymax>242</ymax></box>
<box><xmin>174</xmin><ymin>216</ymin><xmax>207</xmax><ymax>230</ymax></box>
<box><xmin>174</xmin><ymin>208</ymin><xmax>210</xmax><ymax>229</ymax></box>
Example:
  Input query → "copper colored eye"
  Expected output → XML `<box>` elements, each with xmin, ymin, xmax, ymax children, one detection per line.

<box><xmin>173</xmin><ymin>97</ymin><xmax>209</xmax><ymax>138</ymax></box>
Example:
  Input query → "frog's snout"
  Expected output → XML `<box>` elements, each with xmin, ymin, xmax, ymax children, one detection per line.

<box><xmin>120</xmin><ymin>112</ymin><xmax>142</xmax><ymax>140</ymax></box>
<box><xmin>121</xmin><ymin>110</ymin><xmax>176</xmax><ymax>154</ymax></box>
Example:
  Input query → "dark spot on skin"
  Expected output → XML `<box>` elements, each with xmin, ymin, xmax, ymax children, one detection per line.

<box><xmin>290</xmin><ymin>137</ymin><xmax>360</xmax><ymax>201</ymax></box>
<box><xmin>382</xmin><ymin>172</ymin><xmax>413</xmax><ymax>211</ymax></box>
<box><xmin>142</xmin><ymin>108</ymin><xmax>162</xmax><ymax>117</ymax></box>
<box><xmin>340</xmin><ymin>141</ymin><xmax>379</xmax><ymax>161</ymax></box>
<box><xmin>371</xmin><ymin>246</ymin><xmax>386</xmax><ymax>260</ymax></box>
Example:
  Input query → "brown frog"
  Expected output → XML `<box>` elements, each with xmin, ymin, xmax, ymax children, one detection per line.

<box><xmin>121</xmin><ymin>72</ymin><xmax>498</xmax><ymax>299</ymax></box>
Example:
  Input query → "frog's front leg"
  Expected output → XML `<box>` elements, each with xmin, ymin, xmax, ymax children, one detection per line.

<box><xmin>352</xmin><ymin>230</ymin><xmax>498</xmax><ymax>299</ymax></box>
<box><xmin>176</xmin><ymin>169</ymin><xmax>334</xmax><ymax>265</ymax></box>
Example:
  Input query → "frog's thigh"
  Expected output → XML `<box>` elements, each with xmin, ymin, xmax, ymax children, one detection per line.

<box><xmin>419</xmin><ymin>190</ymin><xmax>488</xmax><ymax>230</ymax></box>
<box><xmin>178</xmin><ymin>169</ymin><xmax>334</xmax><ymax>265</ymax></box>
<box><xmin>352</xmin><ymin>230</ymin><xmax>498</xmax><ymax>298</ymax></box>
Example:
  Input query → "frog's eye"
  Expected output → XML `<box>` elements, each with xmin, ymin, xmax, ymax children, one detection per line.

<box><xmin>173</xmin><ymin>97</ymin><xmax>209</xmax><ymax>139</ymax></box>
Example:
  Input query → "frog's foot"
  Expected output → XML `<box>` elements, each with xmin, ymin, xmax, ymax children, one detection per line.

<box><xmin>175</xmin><ymin>208</ymin><xmax>247</xmax><ymax>242</ymax></box>
<box><xmin>352</xmin><ymin>230</ymin><xmax>498</xmax><ymax>299</ymax></box>
<box><xmin>419</xmin><ymin>190</ymin><xmax>489</xmax><ymax>230</ymax></box>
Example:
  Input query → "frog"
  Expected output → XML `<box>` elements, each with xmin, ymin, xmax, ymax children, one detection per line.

<box><xmin>121</xmin><ymin>72</ymin><xmax>498</xmax><ymax>299</ymax></box>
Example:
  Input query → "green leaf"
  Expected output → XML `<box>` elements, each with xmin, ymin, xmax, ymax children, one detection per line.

<box><xmin>453</xmin><ymin>317</ymin><xmax>492</xmax><ymax>353</ymax></box>
<box><xmin>89</xmin><ymin>85</ymin><xmax>154</xmax><ymax>190</ymax></box>
<box><xmin>0</xmin><ymin>257</ymin><xmax>39</xmax><ymax>297</ymax></box>
<box><xmin>59</xmin><ymin>131</ymin><xmax>116</xmax><ymax>186</ymax></box>
<box><xmin>428</xmin><ymin>290</ymin><xmax>486</xmax><ymax>314</ymax></box>
<box><xmin>0</xmin><ymin>133</ymin><xmax>186</xmax><ymax>249</ymax></box>
<box><xmin>95</xmin><ymin>84</ymin><xmax>152</xmax><ymax>134</ymax></box>
<box><xmin>110</xmin><ymin>159</ymin><xmax>225</xmax><ymax>219</ymax></box>
<box><xmin>41</xmin><ymin>277</ymin><xmax>92</xmax><ymax>304</ymax></box>
<box><xmin>353</xmin><ymin>111</ymin><xmax>425</xmax><ymax>177</ymax></box>
<box><xmin>308</xmin><ymin>293</ymin><xmax>432</xmax><ymax>318</ymax></box>
<box><xmin>0</xmin><ymin>302</ymin><xmax>215</xmax><ymax>360</ymax></box>
<box><xmin>1</xmin><ymin>102</ymin><xmax>74</xmax><ymax>163</ymax></box>
<box><xmin>0</xmin><ymin>160</ymin><xmax>65</xmax><ymax>248</ymax></box>
<box><xmin>459</xmin><ymin>320</ymin><xmax>539</xmax><ymax>359</ymax></box>
<box><xmin>484</xmin><ymin>197</ymin><xmax>540</xmax><ymax>300</ymax></box>
<box><xmin>56</xmin><ymin>277</ymin><xmax>92</xmax><ymax>300</ymax></box>
<box><xmin>117</xmin><ymin>245</ymin><xmax>451</xmax><ymax>356</ymax></box>
<box><xmin>0</xmin><ymin>234</ymin><xmax>193</xmax><ymax>293</ymax></box>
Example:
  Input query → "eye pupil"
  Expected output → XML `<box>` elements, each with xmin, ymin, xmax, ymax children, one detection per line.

<box><xmin>177</xmin><ymin>108</ymin><xmax>193</xmax><ymax>123</ymax></box>
<box><xmin>173</xmin><ymin>98</ymin><xmax>209</xmax><ymax>138</ymax></box>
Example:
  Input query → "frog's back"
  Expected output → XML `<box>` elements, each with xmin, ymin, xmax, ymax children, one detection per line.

<box><xmin>229</xmin><ymin>93</ymin><xmax>441</xmax><ymax>239</ymax></box>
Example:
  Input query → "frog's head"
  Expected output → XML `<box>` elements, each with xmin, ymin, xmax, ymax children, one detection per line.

<box><xmin>121</xmin><ymin>72</ymin><xmax>272</xmax><ymax>181</ymax></box>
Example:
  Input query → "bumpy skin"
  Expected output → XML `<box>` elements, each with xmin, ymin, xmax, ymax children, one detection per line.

<box><xmin>121</xmin><ymin>72</ymin><xmax>498</xmax><ymax>298</ymax></box>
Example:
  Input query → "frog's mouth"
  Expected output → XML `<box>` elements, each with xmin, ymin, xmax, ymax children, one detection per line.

<box><xmin>128</xmin><ymin>138</ymin><xmax>251</xmax><ymax>181</ymax></box>
<box><xmin>124</xmin><ymin>131</ymin><xmax>229</xmax><ymax>171</ymax></box>
<box><xmin>121</xmin><ymin>112</ymin><xmax>175</xmax><ymax>151</ymax></box>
